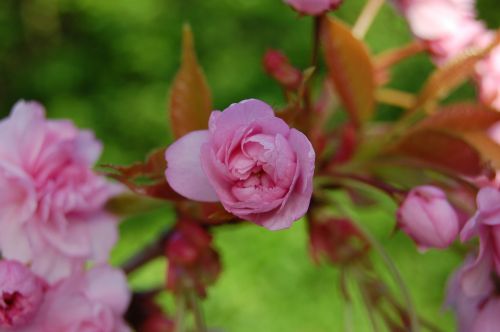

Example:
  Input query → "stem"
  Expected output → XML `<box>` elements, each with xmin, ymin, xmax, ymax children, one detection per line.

<box><xmin>343</xmin><ymin>294</ymin><xmax>354</xmax><ymax>332</ymax></box>
<box><xmin>375</xmin><ymin>41</ymin><xmax>426</xmax><ymax>69</ymax></box>
<box><xmin>353</xmin><ymin>222</ymin><xmax>421</xmax><ymax>332</ymax></box>
<box><xmin>123</xmin><ymin>229</ymin><xmax>173</xmax><ymax>274</ymax></box>
<box><xmin>357</xmin><ymin>281</ymin><xmax>381</xmax><ymax>332</ymax></box>
<box><xmin>352</xmin><ymin>0</ymin><xmax>385</xmax><ymax>39</ymax></box>
<box><xmin>311</xmin><ymin>16</ymin><xmax>321</xmax><ymax>68</ymax></box>
<box><xmin>188</xmin><ymin>289</ymin><xmax>207</xmax><ymax>332</ymax></box>
<box><xmin>375</xmin><ymin>88</ymin><xmax>417</xmax><ymax>109</ymax></box>
<box><xmin>174</xmin><ymin>293</ymin><xmax>186</xmax><ymax>332</ymax></box>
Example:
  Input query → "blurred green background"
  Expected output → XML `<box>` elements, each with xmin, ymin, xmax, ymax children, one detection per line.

<box><xmin>1</xmin><ymin>0</ymin><xmax>499</xmax><ymax>331</ymax></box>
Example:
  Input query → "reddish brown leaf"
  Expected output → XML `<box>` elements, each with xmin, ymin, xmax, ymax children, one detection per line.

<box><xmin>463</xmin><ymin>131</ymin><xmax>500</xmax><ymax>170</ymax></box>
<box><xmin>168</xmin><ymin>24</ymin><xmax>212</xmax><ymax>138</ymax></box>
<box><xmin>104</xmin><ymin>148</ymin><xmax>166</xmax><ymax>181</ymax></box>
<box><xmin>321</xmin><ymin>16</ymin><xmax>375</xmax><ymax>127</ymax></box>
<box><xmin>393</xmin><ymin>129</ymin><xmax>483</xmax><ymax>176</ymax></box>
<box><xmin>413</xmin><ymin>33</ymin><xmax>500</xmax><ymax>113</ymax></box>
<box><xmin>416</xmin><ymin>103</ymin><xmax>500</xmax><ymax>132</ymax></box>
<box><xmin>101</xmin><ymin>148</ymin><xmax>183</xmax><ymax>201</ymax></box>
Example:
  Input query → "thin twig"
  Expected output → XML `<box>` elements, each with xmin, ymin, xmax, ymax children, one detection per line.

<box><xmin>188</xmin><ymin>289</ymin><xmax>207</xmax><ymax>332</ymax></box>
<box><xmin>174</xmin><ymin>293</ymin><xmax>186</xmax><ymax>332</ymax></box>
<box><xmin>375</xmin><ymin>41</ymin><xmax>426</xmax><ymax>69</ymax></box>
<box><xmin>123</xmin><ymin>229</ymin><xmax>174</xmax><ymax>274</ymax></box>
<box><xmin>352</xmin><ymin>0</ymin><xmax>385</xmax><ymax>39</ymax></box>
<box><xmin>353</xmin><ymin>222</ymin><xmax>421</xmax><ymax>332</ymax></box>
<box><xmin>311</xmin><ymin>16</ymin><xmax>322</xmax><ymax>67</ymax></box>
<box><xmin>375</xmin><ymin>88</ymin><xmax>417</xmax><ymax>109</ymax></box>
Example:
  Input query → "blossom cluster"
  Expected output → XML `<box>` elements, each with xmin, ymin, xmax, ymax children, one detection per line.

<box><xmin>0</xmin><ymin>101</ymin><xmax>130</xmax><ymax>331</ymax></box>
<box><xmin>394</xmin><ymin>0</ymin><xmax>500</xmax><ymax>109</ymax></box>
<box><xmin>3</xmin><ymin>0</ymin><xmax>500</xmax><ymax>330</ymax></box>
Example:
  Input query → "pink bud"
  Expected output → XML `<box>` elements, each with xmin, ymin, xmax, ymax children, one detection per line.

<box><xmin>284</xmin><ymin>0</ymin><xmax>343</xmax><ymax>16</ymax></box>
<box><xmin>0</xmin><ymin>260</ymin><xmax>46</xmax><ymax>328</ymax></box>
<box><xmin>263</xmin><ymin>50</ymin><xmax>302</xmax><ymax>90</ymax></box>
<box><xmin>397</xmin><ymin>185</ymin><xmax>460</xmax><ymax>250</ymax></box>
<box><xmin>166</xmin><ymin>234</ymin><xmax>199</xmax><ymax>266</ymax></box>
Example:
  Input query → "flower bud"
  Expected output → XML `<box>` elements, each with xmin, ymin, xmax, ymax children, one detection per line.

<box><xmin>397</xmin><ymin>185</ymin><xmax>459</xmax><ymax>250</ymax></box>
<box><xmin>0</xmin><ymin>260</ymin><xmax>46</xmax><ymax>328</ymax></box>
<box><xmin>165</xmin><ymin>221</ymin><xmax>221</xmax><ymax>297</ymax></box>
<box><xmin>309</xmin><ymin>217</ymin><xmax>369</xmax><ymax>265</ymax></box>
<box><xmin>263</xmin><ymin>50</ymin><xmax>302</xmax><ymax>90</ymax></box>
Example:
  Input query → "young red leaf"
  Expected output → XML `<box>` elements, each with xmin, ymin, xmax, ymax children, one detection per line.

<box><xmin>416</xmin><ymin>103</ymin><xmax>500</xmax><ymax>132</ymax></box>
<box><xmin>168</xmin><ymin>24</ymin><xmax>212</xmax><ymax>138</ymax></box>
<box><xmin>463</xmin><ymin>131</ymin><xmax>500</xmax><ymax>170</ymax></box>
<box><xmin>321</xmin><ymin>16</ymin><xmax>375</xmax><ymax>127</ymax></box>
<box><xmin>412</xmin><ymin>34</ymin><xmax>500</xmax><ymax>113</ymax></box>
<box><xmin>392</xmin><ymin>129</ymin><xmax>483</xmax><ymax>176</ymax></box>
<box><xmin>101</xmin><ymin>148</ymin><xmax>183</xmax><ymax>201</ymax></box>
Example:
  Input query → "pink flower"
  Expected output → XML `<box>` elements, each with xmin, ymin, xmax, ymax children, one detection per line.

<box><xmin>165</xmin><ymin>99</ymin><xmax>315</xmax><ymax>230</ymax></box>
<box><xmin>0</xmin><ymin>260</ymin><xmax>46</xmax><ymax>329</ymax></box>
<box><xmin>446</xmin><ymin>257</ymin><xmax>492</xmax><ymax>332</ymax></box>
<box><xmin>397</xmin><ymin>185</ymin><xmax>460</xmax><ymax>250</ymax></box>
<box><xmin>24</xmin><ymin>265</ymin><xmax>131</xmax><ymax>332</ymax></box>
<box><xmin>469</xmin><ymin>299</ymin><xmax>500</xmax><ymax>332</ymax></box>
<box><xmin>461</xmin><ymin>187</ymin><xmax>500</xmax><ymax>295</ymax></box>
<box><xmin>394</xmin><ymin>0</ymin><xmax>485</xmax><ymax>64</ymax></box>
<box><xmin>284</xmin><ymin>0</ymin><xmax>343</xmax><ymax>16</ymax></box>
<box><xmin>0</xmin><ymin>101</ymin><xmax>121</xmax><ymax>283</ymax></box>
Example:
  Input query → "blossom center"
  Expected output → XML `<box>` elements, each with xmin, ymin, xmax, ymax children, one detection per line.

<box><xmin>0</xmin><ymin>291</ymin><xmax>25</xmax><ymax>326</ymax></box>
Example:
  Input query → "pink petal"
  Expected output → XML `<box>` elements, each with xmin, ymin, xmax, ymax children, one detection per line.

<box><xmin>477</xmin><ymin>187</ymin><xmax>500</xmax><ymax>212</ymax></box>
<box><xmin>0</xmin><ymin>221</ymin><xmax>32</xmax><ymax>264</ymax></box>
<box><xmin>461</xmin><ymin>232</ymin><xmax>495</xmax><ymax>297</ymax></box>
<box><xmin>85</xmin><ymin>266</ymin><xmax>130</xmax><ymax>315</ymax></box>
<box><xmin>86</xmin><ymin>213</ymin><xmax>119</xmax><ymax>262</ymax></box>
<box><xmin>165</xmin><ymin>130</ymin><xmax>218</xmax><ymax>202</ymax></box>
<box><xmin>472</xmin><ymin>298</ymin><xmax>500</xmax><ymax>332</ymax></box>
<box><xmin>209</xmin><ymin>99</ymin><xmax>288</xmax><ymax>148</ymax></box>
<box><xmin>248</xmin><ymin>129</ymin><xmax>315</xmax><ymax>230</ymax></box>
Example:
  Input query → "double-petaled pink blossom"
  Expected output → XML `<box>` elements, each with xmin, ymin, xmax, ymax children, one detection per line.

<box><xmin>165</xmin><ymin>99</ymin><xmax>315</xmax><ymax>230</ymax></box>
<box><xmin>0</xmin><ymin>101</ymin><xmax>121</xmax><ymax>283</ymax></box>
<box><xmin>447</xmin><ymin>254</ymin><xmax>500</xmax><ymax>332</ymax></box>
<box><xmin>0</xmin><ymin>260</ymin><xmax>46</xmax><ymax>329</ymax></box>
<box><xmin>393</xmin><ymin>0</ymin><xmax>486</xmax><ymax>64</ymax></box>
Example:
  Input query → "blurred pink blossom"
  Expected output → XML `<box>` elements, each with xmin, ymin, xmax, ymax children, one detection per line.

<box><xmin>397</xmin><ymin>185</ymin><xmax>460</xmax><ymax>250</ymax></box>
<box><xmin>23</xmin><ymin>265</ymin><xmax>131</xmax><ymax>332</ymax></box>
<box><xmin>461</xmin><ymin>187</ymin><xmax>500</xmax><ymax>295</ymax></box>
<box><xmin>394</xmin><ymin>0</ymin><xmax>486</xmax><ymax>64</ymax></box>
<box><xmin>0</xmin><ymin>101</ymin><xmax>122</xmax><ymax>283</ymax></box>
<box><xmin>0</xmin><ymin>260</ymin><xmax>46</xmax><ymax>329</ymax></box>
<box><xmin>165</xmin><ymin>99</ymin><xmax>315</xmax><ymax>230</ymax></box>
<box><xmin>446</xmin><ymin>257</ymin><xmax>491</xmax><ymax>332</ymax></box>
<box><xmin>475</xmin><ymin>38</ymin><xmax>500</xmax><ymax>110</ymax></box>
<box><xmin>284</xmin><ymin>0</ymin><xmax>342</xmax><ymax>15</ymax></box>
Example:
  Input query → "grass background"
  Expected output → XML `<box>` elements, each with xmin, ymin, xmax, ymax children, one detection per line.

<box><xmin>1</xmin><ymin>0</ymin><xmax>499</xmax><ymax>330</ymax></box>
